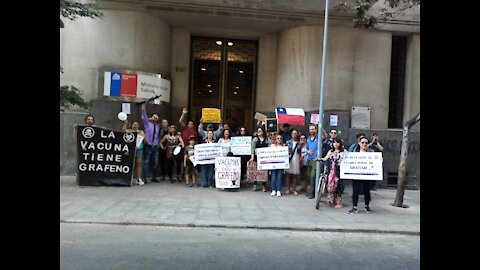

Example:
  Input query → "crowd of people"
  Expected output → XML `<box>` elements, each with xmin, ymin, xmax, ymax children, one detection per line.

<box><xmin>77</xmin><ymin>105</ymin><xmax>384</xmax><ymax>214</ymax></box>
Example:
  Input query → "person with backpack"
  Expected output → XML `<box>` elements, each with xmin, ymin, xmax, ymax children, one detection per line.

<box><xmin>348</xmin><ymin>133</ymin><xmax>367</xmax><ymax>153</ymax></box>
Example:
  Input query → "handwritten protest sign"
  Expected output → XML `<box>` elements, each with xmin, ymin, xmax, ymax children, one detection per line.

<box><xmin>202</xmin><ymin>108</ymin><xmax>221</xmax><ymax>123</ymax></box>
<box><xmin>215</xmin><ymin>157</ymin><xmax>241</xmax><ymax>188</ymax></box>
<box><xmin>310</xmin><ymin>113</ymin><xmax>319</xmax><ymax>124</ymax></box>
<box><xmin>256</xmin><ymin>146</ymin><xmax>289</xmax><ymax>170</ymax></box>
<box><xmin>230</xmin><ymin>136</ymin><xmax>252</xmax><ymax>155</ymax></box>
<box><xmin>193</xmin><ymin>143</ymin><xmax>223</xmax><ymax>164</ymax></box>
<box><xmin>340</xmin><ymin>152</ymin><xmax>383</xmax><ymax>180</ymax></box>
<box><xmin>76</xmin><ymin>126</ymin><xmax>136</xmax><ymax>186</ymax></box>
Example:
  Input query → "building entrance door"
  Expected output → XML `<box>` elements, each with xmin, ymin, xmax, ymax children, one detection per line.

<box><xmin>190</xmin><ymin>37</ymin><xmax>257</xmax><ymax>135</ymax></box>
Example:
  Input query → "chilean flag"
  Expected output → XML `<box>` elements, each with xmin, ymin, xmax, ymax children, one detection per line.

<box><xmin>103</xmin><ymin>72</ymin><xmax>137</xmax><ymax>97</ymax></box>
<box><xmin>275</xmin><ymin>107</ymin><xmax>305</xmax><ymax>125</ymax></box>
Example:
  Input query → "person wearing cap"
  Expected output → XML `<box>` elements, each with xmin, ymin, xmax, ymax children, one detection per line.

<box><xmin>198</xmin><ymin>117</ymin><xmax>223</xmax><ymax>141</ymax></box>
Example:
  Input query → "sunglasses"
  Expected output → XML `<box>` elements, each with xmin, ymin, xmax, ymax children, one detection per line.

<box><xmin>330</xmin><ymin>132</ymin><xmax>337</xmax><ymax>134</ymax></box>
<box><xmin>360</xmin><ymin>142</ymin><xmax>368</xmax><ymax>144</ymax></box>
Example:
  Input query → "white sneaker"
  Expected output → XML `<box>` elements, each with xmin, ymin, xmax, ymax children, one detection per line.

<box><xmin>276</xmin><ymin>191</ymin><xmax>282</xmax><ymax>197</ymax></box>
<box><xmin>138</xmin><ymin>179</ymin><xmax>144</xmax><ymax>185</ymax></box>
<box><xmin>270</xmin><ymin>190</ymin><xmax>276</xmax><ymax>196</ymax></box>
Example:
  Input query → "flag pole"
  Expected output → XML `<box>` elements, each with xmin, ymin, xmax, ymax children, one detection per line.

<box><xmin>315</xmin><ymin>0</ymin><xmax>329</xmax><ymax>201</ymax></box>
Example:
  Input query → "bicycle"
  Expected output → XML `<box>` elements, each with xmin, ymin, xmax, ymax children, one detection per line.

<box><xmin>315</xmin><ymin>159</ymin><xmax>329</xmax><ymax>209</ymax></box>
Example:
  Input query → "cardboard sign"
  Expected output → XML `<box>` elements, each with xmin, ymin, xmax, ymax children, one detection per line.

<box><xmin>202</xmin><ymin>108</ymin><xmax>221</xmax><ymax>123</ymax></box>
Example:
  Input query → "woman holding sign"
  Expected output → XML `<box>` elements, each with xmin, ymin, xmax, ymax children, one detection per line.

<box><xmin>122</xmin><ymin>120</ymin><xmax>146</xmax><ymax>185</ymax></box>
<box><xmin>237</xmin><ymin>127</ymin><xmax>250</xmax><ymax>181</ymax></box>
<box><xmin>217</xmin><ymin>129</ymin><xmax>232</xmax><ymax>157</ymax></box>
<box><xmin>270</xmin><ymin>135</ymin><xmax>285</xmax><ymax>197</ymax></box>
<box><xmin>347</xmin><ymin>137</ymin><xmax>375</xmax><ymax>214</ymax></box>
<box><xmin>200</xmin><ymin>130</ymin><xmax>216</xmax><ymax>188</ymax></box>
<box><xmin>248</xmin><ymin>126</ymin><xmax>271</xmax><ymax>192</ymax></box>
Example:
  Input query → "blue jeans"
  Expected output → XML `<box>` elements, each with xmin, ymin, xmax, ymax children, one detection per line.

<box><xmin>270</xmin><ymin>169</ymin><xmax>284</xmax><ymax>191</ymax></box>
<box><xmin>142</xmin><ymin>145</ymin><xmax>159</xmax><ymax>180</ymax></box>
<box><xmin>200</xmin><ymin>164</ymin><xmax>214</xmax><ymax>187</ymax></box>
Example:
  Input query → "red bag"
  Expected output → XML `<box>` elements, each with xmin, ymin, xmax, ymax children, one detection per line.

<box><xmin>327</xmin><ymin>161</ymin><xmax>339</xmax><ymax>193</ymax></box>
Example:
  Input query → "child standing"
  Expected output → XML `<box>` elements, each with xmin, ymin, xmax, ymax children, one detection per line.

<box><xmin>184</xmin><ymin>136</ymin><xmax>198</xmax><ymax>187</ymax></box>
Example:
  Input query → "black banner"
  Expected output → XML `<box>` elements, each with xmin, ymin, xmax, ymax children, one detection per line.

<box><xmin>76</xmin><ymin>125</ymin><xmax>137</xmax><ymax>186</ymax></box>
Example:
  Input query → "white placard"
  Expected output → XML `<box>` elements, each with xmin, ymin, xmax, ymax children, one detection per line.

<box><xmin>340</xmin><ymin>152</ymin><xmax>383</xmax><ymax>180</ymax></box>
<box><xmin>136</xmin><ymin>74</ymin><xmax>171</xmax><ymax>103</ymax></box>
<box><xmin>310</xmin><ymin>113</ymin><xmax>319</xmax><ymax>124</ymax></box>
<box><xmin>215</xmin><ymin>157</ymin><xmax>241</xmax><ymax>189</ymax></box>
<box><xmin>189</xmin><ymin>156</ymin><xmax>198</xmax><ymax>166</ymax></box>
<box><xmin>136</xmin><ymin>135</ymin><xmax>144</xmax><ymax>148</ymax></box>
<box><xmin>330</xmin><ymin>115</ymin><xmax>338</xmax><ymax>126</ymax></box>
<box><xmin>122</xmin><ymin>103</ymin><xmax>131</xmax><ymax>114</ymax></box>
<box><xmin>256</xmin><ymin>146</ymin><xmax>290</xmax><ymax>170</ymax></box>
<box><xmin>230</xmin><ymin>136</ymin><xmax>252</xmax><ymax>155</ymax></box>
<box><xmin>351</xmin><ymin>106</ymin><xmax>370</xmax><ymax>129</ymax></box>
<box><xmin>194</xmin><ymin>143</ymin><xmax>223</xmax><ymax>162</ymax></box>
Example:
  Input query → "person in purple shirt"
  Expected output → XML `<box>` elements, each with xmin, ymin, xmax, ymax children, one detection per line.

<box><xmin>141</xmin><ymin>103</ymin><xmax>162</xmax><ymax>183</ymax></box>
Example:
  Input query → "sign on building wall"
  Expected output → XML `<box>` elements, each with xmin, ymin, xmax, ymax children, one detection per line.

<box><xmin>103</xmin><ymin>72</ymin><xmax>170</xmax><ymax>102</ymax></box>
<box><xmin>136</xmin><ymin>74</ymin><xmax>170</xmax><ymax>102</ymax></box>
<box><xmin>351</xmin><ymin>106</ymin><xmax>370</xmax><ymax>129</ymax></box>
<box><xmin>76</xmin><ymin>126</ymin><xmax>137</xmax><ymax>186</ymax></box>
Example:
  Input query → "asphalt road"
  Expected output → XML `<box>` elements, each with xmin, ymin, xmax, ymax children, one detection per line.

<box><xmin>60</xmin><ymin>222</ymin><xmax>420</xmax><ymax>270</ymax></box>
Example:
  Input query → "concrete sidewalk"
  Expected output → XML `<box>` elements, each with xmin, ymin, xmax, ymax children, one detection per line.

<box><xmin>60</xmin><ymin>176</ymin><xmax>420</xmax><ymax>235</ymax></box>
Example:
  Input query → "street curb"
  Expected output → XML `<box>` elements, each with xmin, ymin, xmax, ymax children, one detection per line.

<box><xmin>60</xmin><ymin>219</ymin><xmax>420</xmax><ymax>236</ymax></box>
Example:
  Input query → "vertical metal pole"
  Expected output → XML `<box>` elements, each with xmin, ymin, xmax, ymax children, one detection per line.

<box><xmin>315</xmin><ymin>0</ymin><xmax>329</xmax><ymax>199</ymax></box>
